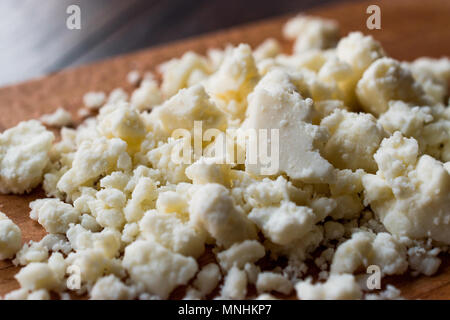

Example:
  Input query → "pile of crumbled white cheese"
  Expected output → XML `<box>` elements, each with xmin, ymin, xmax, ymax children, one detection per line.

<box><xmin>0</xmin><ymin>15</ymin><xmax>449</xmax><ymax>300</ymax></box>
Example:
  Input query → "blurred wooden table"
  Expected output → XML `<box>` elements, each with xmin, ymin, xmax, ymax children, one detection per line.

<box><xmin>0</xmin><ymin>0</ymin><xmax>339</xmax><ymax>86</ymax></box>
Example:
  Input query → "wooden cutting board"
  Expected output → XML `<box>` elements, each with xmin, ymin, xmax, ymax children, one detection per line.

<box><xmin>0</xmin><ymin>0</ymin><xmax>449</xmax><ymax>299</ymax></box>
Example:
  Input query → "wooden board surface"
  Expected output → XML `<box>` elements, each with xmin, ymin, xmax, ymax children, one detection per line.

<box><xmin>1</xmin><ymin>0</ymin><xmax>450</xmax><ymax>299</ymax></box>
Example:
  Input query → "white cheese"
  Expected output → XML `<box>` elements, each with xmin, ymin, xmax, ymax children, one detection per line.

<box><xmin>0</xmin><ymin>212</ymin><xmax>22</xmax><ymax>260</ymax></box>
<box><xmin>0</xmin><ymin>120</ymin><xmax>54</xmax><ymax>194</ymax></box>
<box><xmin>122</xmin><ymin>240</ymin><xmax>198</xmax><ymax>299</ymax></box>
<box><xmin>295</xmin><ymin>274</ymin><xmax>362</xmax><ymax>300</ymax></box>
<box><xmin>40</xmin><ymin>108</ymin><xmax>73</xmax><ymax>127</ymax></box>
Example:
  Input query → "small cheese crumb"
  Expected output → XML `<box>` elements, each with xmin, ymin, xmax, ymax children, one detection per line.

<box><xmin>83</xmin><ymin>91</ymin><xmax>106</xmax><ymax>110</ymax></box>
<box><xmin>122</xmin><ymin>240</ymin><xmax>198</xmax><ymax>299</ymax></box>
<box><xmin>256</xmin><ymin>272</ymin><xmax>293</xmax><ymax>295</ymax></box>
<box><xmin>220</xmin><ymin>266</ymin><xmax>247</xmax><ymax>300</ymax></box>
<box><xmin>127</xmin><ymin>70</ymin><xmax>141</xmax><ymax>86</ymax></box>
<box><xmin>217</xmin><ymin>240</ymin><xmax>265</xmax><ymax>270</ymax></box>
<box><xmin>40</xmin><ymin>108</ymin><xmax>73</xmax><ymax>127</ymax></box>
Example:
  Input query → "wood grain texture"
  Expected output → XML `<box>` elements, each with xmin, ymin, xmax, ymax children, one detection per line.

<box><xmin>0</xmin><ymin>0</ymin><xmax>450</xmax><ymax>299</ymax></box>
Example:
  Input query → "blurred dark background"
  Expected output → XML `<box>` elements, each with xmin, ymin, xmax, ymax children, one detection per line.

<box><xmin>0</xmin><ymin>0</ymin><xmax>342</xmax><ymax>87</ymax></box>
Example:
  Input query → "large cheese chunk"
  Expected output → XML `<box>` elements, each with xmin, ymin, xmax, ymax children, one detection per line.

<box><xmin>244</xmin><ymin>69</ymin><xmax>334</xmax><ymax>182</ymax></box>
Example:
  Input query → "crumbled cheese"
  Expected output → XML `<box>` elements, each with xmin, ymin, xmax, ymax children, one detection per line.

<box><xmin>15</xmin><ymin>262</ymin><xmax>60</xmax><ymax>291</ymax></box>
<box><xmin>356</xmin><ymin>58</ymin><xmax>429</xmax><ymax>115</ymax></box>
<box><xmin>220</xmin><ymin>266</ymin><xmax>247</xmax><ymax>300</ymax></box>
<box><xmin>295</xmin><ymin>274</ymin><xmax>362</xmax><ymax>300</ymax></box>
<box><xmin>107</xmin><ymin>88</ymin><xmax>128</xmax><ymax>104</ymax></box>
<box><xmin>4</xmin><ymin>288</ymin><xmax>50</xmax><ymax>300</ymax></box>
<box><xmin>186</xmin><ymin>157</ymin><xmax>232</xmax><ymax>187</ymax></box>
<box><xmin>207</xmin><ymin>44</ymin><xmax>259</xmax><ymax>119</ymax></box>
<box><xmin>244</xmin><ymin>69</ymin><xmax>334</xmax><ymax>182</ymax></box>
<box><xmin>192</xmin><ymin>263</ymin><xmax>222</xmax><ymax>297</ymax></box>
<box><xmin>283</xmin><ymin>15</ymin><xmax>339</xmax><ymax>53</ymax></box>
<box><xmin>336</xmin><ymin>32</ymin><xmax>385</xmax><ymax>77</ymax></box>
<box><xmin>324</xmin><ymin>221</ymin><xmax>345</xmax><ymax>241</ymax></box>
<box><xmin>0</xmin><ymin>120</ymin><xmax>54</xmax><ymax>194</ymax></box>
<box><xmin>90</xmin><ymin>275</ymin><xmax>136</xmax><ymax>300</ymax></box>
<box><xmin>160</xmin><ymin>52</ymin><xmax>210</xmax><ymax>98</ymax></box>
<box><xmin>122</xmin><ymin>240</ymin><xmax>198</xmax><ymax>299</ymax></box>
<box><xmin>139</xmin><ymin>211</ymin><xmax>206</xmax><ymax>258</ymax></box>
<box><xmin>256</xmin><ymin>272</ymin><xmax>293</xmax><ymax>295</ymax></box>
<box><xmin>30</xmin><ymin>198</ymin><xmax>80</xmax><ymax>234</ymax></box>
<box><xmin>13</xmin><ymin>241</ymin><xmax>49</xmax><ymax>266</ymax></box>
<box><xmin>2</xmin><ymin>14</ymin><xmax>449</xmax><ymax>301</ymax></box>
<box><xmin>40</xmin><ymin>107</ymin><xmax>73</xmax><ymax>127</ymax></box>
<box><xmin>378</xmin><ymin>101</ymin><xmax>449</xmax><ymax>162</ymax></box>
<box><xmin>408</xmin><ymin>57</ymin><xmax>450</xmax><ymax>104</ymax></box>
<box><xmin>363</xmin><ymin>132</ymin><xmax>450</xmax><ymax>244</ymax></box>
<box><xmin>0</xmin><ymin>212</ymin><xmax>22</xmax><ymax>260</ymax></box>
<box><xmin>190</xmin><ymin>184</ymin><xmax>257</xmax><ymax>248</ymax></box>
<box><xmin>151</xmin><ymin>84</ymin><xmax>226</xmax><ymax>135</ymax></box>
<box><xmin>330</xmin><ymin>230</ymin><xmax>408</xmax><ymax>276</ymax></box>
<box><xmin>83</xmin><ymin>91</ymin><xmax>106</xmax><ymax>110</ymax></box>
<box><xmin>248</xmin><ymin>202</ymin><xmax>315</xmax><ymax>245</ymax></box>
<box><xmin>408</xmin><ymin>244</ymin><xmax>441</xmax><ymax>276</ymax></box>
<box><xmin>365</xmin><ymin>285</ymin><xmax>402</xmax><ymax>300</ymax></box>
<box><xmin>127</xmin><ymin>70</ymin><xmax>141</xmax><ymax>86</ymax></box>
<box><xmin>65</xmin><ymin>248</ymin><xmax>124</xmax><ymax>285</ymax></box>
<box><xmin>57</xmin><ymin>137</ymin><xmax>132</xmax><ymax>197</ymax></box>
<box><xmin>216</xmin><ymin>240</ymin><xmax>265</xmax><ymax>270</ymax></box>
<box><xmin>253</xmin><ymin>38</ymin><xmax>281</xmax><ymax>62</ymax></box>
<box><xmin>321</xmin><ymin>109</ymin><xmax>387</xmax><ymax>172</ymax></box>
<box><xmin>130</xmin><ymin>79</ymin><xmax>162</xmax><ymax>111</ymax></box>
